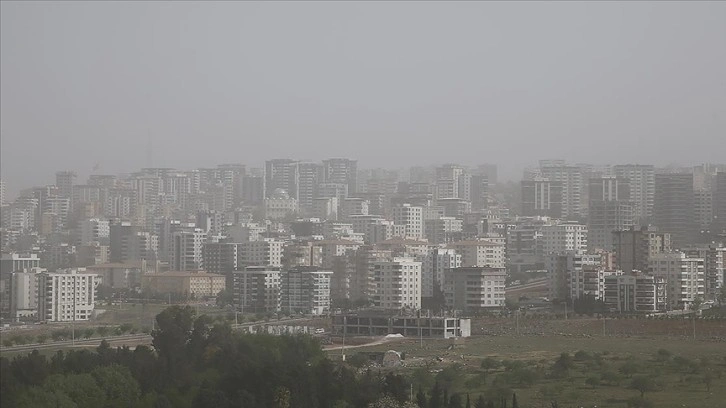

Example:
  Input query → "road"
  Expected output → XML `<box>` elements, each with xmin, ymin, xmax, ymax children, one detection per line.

<box><xmin>0</xmin><ymin>333</ymin><xmax>153</xmax><ymax>354</ymax></box>
<box><xmin>0</xmin><ymin>317</ymin><xmax>316</xmax><ymax>354</ymax></box>
<box><xmin>323</xmin><ymin>335</ymin><xmax>403</xmax><ymax>351</ymax></box>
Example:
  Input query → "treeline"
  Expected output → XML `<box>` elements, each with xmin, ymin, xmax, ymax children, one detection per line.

<box><xmin>0</xmin><ymin>306</ymin><xmax>409</xmax><ymax>407</ymax></box>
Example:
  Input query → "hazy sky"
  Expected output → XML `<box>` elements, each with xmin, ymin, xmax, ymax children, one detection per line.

<box><xmin>1</xmin><ymin>1</ymin><xmax>725</xmax><ymax>194</ymax></box>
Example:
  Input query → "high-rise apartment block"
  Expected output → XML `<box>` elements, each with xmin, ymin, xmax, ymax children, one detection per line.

<box><xmin>280</xmin><ymin>266</ymin><xmax>333</xmax><ymax>315</ymax></box>
<box><xmin>38</xmin><ymin>269</ymin><xmax>99</xmax><ymax>322</ymax></box>
<box><xmin>521</xmin><ymin>178</ymin><xmax>563</xmax><ymax>218</ymax></box>
<box><xmin>612</xmin><ymin>226</ymin><xmax>671</xmax><ymax>273</ymax></box>
<box><xmin>170</xmin><ymin>229</ymin><xmax>206</xmax><ymax>271</ymax></box>
<box><xmin>649</xmin><ymin>252</ymin><xmax>704</xmax><ymax>310</ymax></box>
<box><xmin>587</xmin><ymin>176</ymin><xmax>634</xmax><ymax>251</ymax></box>
<box><xmin>323</xmin><ymin>158</ymin><xmax>358</xmax><ymax>196</ymax></box>
<box><xmin>613</xmin><ymin>164</ymin><xmax>655</xmax><ymax>224</ymax></box>
<box><xmin>233</xmin><ymin>266</ymin><xmax>281</xmax><ymax>313</ymax></box>
<box><xmin>539</xmin><ymin>161</ymin><xmax>584</xmax><ymax>218</ymax></box>
<box><xmin>392</xmin><ymin>204</ymin><xmax>423</xmax><ymax>240</ymax></box>
<box><xmin>715</xmin><ymin>172</ymin><xmax>726</xmax><ymax>231</ymax></box>
<box><xmin>264</xmin><ymin>159</ymin><xmax>299</xmax><ymax>200</ymax></box>
<box><xmin>653</xmin><ymin>172</ymin><xmax>695</xmax><ymax>247</ymax></box>
<box><xmin>372</xmin><ymin>257</ymin><xmax>422</xmax><ymax>310</ymax></box>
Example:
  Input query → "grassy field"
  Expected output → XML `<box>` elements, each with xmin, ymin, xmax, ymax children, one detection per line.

<box><xmin>334</xmin><ymin>321</ymin><xmax>726</xmax><ymax>407</ymax></box>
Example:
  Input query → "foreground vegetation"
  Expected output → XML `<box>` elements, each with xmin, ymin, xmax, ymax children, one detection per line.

<box><xmin>3</xmin><ymin>305</ymin><xmax>726</xmax><ymax>407</ymax></box>
<box><xmin>342</xmin><ymin>334</ymin><xmax>726</xmax><ymax>407</ymax></box>
<box><xmin>1</xmin><ymin>306</ymin><xmax>421</xmax><ymax>408</ymax></box>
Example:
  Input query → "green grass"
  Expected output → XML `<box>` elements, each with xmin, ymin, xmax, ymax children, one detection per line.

<box><xmin>337</xmin><ymin>334</ymin><xmax>726</xmax><ymax>407</ymax></box>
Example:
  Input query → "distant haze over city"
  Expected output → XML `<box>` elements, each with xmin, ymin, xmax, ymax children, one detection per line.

<box><xmin>1</xmin><ymin>2</ymin><xmax>725</xmax><ymax>196</ymax></box>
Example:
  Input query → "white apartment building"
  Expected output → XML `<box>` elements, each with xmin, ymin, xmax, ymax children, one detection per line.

<box><xmin>444</xmin><ymin>267</ymin><xmax>506</xmax><ymax>311</ymax></box>
<box><xmin>280</xmin><ymin>267</ymin><xmax>333</xmax><ymax>315</ymax></box>
<box><xmin>372</xmin><ymin>257</ymin><xmax>422</xmax><ymax>310</ymax></box>
<box><xmin>239</xmin><ymin>239</ymin><xmax>284</xmax><ymax>268</ymax></box>
<box><xmin>38</xmin><ymin>269</ymin><xmax>99</xmax><ymax>322</ymax></box>
<box><xmin>447</xmin><ymin>240</ymin><xmax>506</xmax><ymax>269</ymax></box>
<box><xmin>170</xmin><ymin>229</ymin><xmax>206</xmax><ymax>271</ymax></box>
<box><xmin>547</xmin><ymin>251</ymin><xmax>602</xmax><ymax>301</ymax></box>
<box><xmin>569</xmin><ymin>266</ymin><xmax>623</xmax><ymax>301</ymax></box>
<box><xmin>392</xmin><ymin>204</ymin><xmax>423</xmax><ymax>240</ymax></box>
<box><xmin>233</xmin><ymin>266</ymin><xmax>281</xmax><ymax>313</ymax></box>
<box><xmin>539</xmin><ymin>222</ymin><xmax>588</xmax><ymax>255</ymax></box>
<box><xmin>77</xmin><ymin>218</ymin><xmax>111</xmax><ymax>245</ymax></box>
<box><xmin>420</xmin><ymin>248</ymin><xmax>461</xmax><ymax>298</ymax></box>
<box><xmin>649</xmin><ymin>252</ymin><xmax>705</xmax><ymax>310</ymax></box>
<box><xmin>424</xmin><ymin>217</ymin><xmax>463</xmax><ymax>245</ymax></box>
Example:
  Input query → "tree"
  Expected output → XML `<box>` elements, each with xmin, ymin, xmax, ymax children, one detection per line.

<box><xmin>151</xmin><ymin>305</ymin><xmax>195</xmax><ymax>386</ymax></box>
<box><xmin>347</xmin><ymin>353</ymin><xmax>371</xmax><ymax>369</ymax></box>
<box><xmin>92</xmin><ymin>365</ymin><xmax>141</xmax><ymax>408</ymax></box>
<box><xmin>474</xmin><ymin>395</ymin><xmax>487</xmax><ymax>408</ymax></box>
<box><xmin>193</xmin><ymin>380</ymin><xmax>232</xmax><ymax>408</ymax></box>
<box><xmin>415</xmin><ymin>387</ymin><xmax>427</xmax><ymax>408</ymax></box>
<box><xmin>626</xmin><ymin>396</ymin><xmax>654</xmax><ymax>408</ymax></box>
<box><xmin>511</xmin><ymin>393</ymin><xmax>519</xmax><ymax>408</ymax></box>
<box><xmin>691</xmin><ymin>296</ymin><xmax>703</xmax><ymax>312</ymax></box>
<box><xmin>449</xmin><ymin>393</ymin><xmax>464</xmax><ymax>408</ymax></box>
<box><xmin>43</xmin><ymin>373</ymin><xmax>105</xmax><ymax>408</ymax></box>
<box><xmin>83</xmin><ymin>328</ymin><xmax>95</xmax><ymax>339</ymax></box>
<box><xmin>654</xmin><ymin>349</ymin><xmax>671</xmax><ymax>363</ymax></box>
<box><xmin>585</xmin><ymin>375</ymin><xmax>600</xmax><ymax>388</ymax></box>
<box><xmin>216</xmin><ymin>289</ymin><xmax>234</xmax><ymax>308</ymax></box>
<box><xmin>630</xmin><ymin>376</ymin><xmax>657</xmax><ymax>398</ymax></box>
<box><xmin>551</xmin><ymin>353</ymin><xmax>574</xmax><ymax>378</ymax></box>
<box><xmin>480</xmin><ymin>357</ymin><xmax>501</xmax><ymax>376</ymax></box>
<box><xmin>703</xmin><ymin>372</ymin><xmax>714</xmax><ymax>392</ymax></box>
<box><xmin>620</xmin><ymin>360</ymin><xmax>639</xmax><ymax>378</ymax></box>
<box><xmin>600</xmin><ymin>370</ymin><xmax>622</xmax><ymax>386</ymax></box>
<box><xmin>97</xmin><ymin>326</ymin><xmax>110</xmax><ymax>337</ymax></box>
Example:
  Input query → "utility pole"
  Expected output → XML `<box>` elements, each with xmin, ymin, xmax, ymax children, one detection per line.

<box><xmin>516</xmin><ymin>309</ymin><xmax>520</xmax><ymax>335</ymax></box>
<box><xmin>693</xmin><ymin>315</ymin><xmax>696</xmax><ymax>340</ymax></box>
<box><xmin>564</xmin><ymin>299</ymin><xmax>568</xmax><ymax>320</ymax></box>
<box><xmin>341</xmin><ymin>315</ymin><xmax>346</xmax><ymax>361</ymax></box>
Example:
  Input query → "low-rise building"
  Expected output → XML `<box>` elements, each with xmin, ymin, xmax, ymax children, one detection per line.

<box><xmin>141</xmin><ymin>270</ymin><xmax>225</xmax><ymax>298</ymax></box>
<box><xmin>331</xmin><ymin>312</ymin><xmax>471</xmax><ymax>338</ymax></box>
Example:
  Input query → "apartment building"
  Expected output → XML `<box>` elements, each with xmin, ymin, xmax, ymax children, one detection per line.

<box><xmin>372</xmin><ymin>257</ymin><xmax>422</xmax><ymax>310</ymax></box>
<box><xmin>603</xmin><ymin>271</ymin><xmax>667</xmax><ymax>313</ymax></box>
<box><xmin>280</xmin><ymin>266</ymin><xmax>333</xmax><ymax>315</ymax></box>
<box><xmin>649</xmin><ymin>252</ymin><xmax>705</xmax><ymax>310</ymax></box>
<box><xmin>38</xmin><ymin>269</ymin><xmax>99</xmax><ymax>322</ymax></box>
<box><xmin>444</xmin><ymin>267</ymin><xmax>506</xmax><ymax>312</ymax></box>
<box><xmin>233</xmin><ymin>266</ymin><xmax>281</xmax><ymax>313</ymax></box>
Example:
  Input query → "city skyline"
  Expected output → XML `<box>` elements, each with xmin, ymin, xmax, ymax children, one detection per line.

<box><xmin>2</xmin><ymin>1</ymin><xmax>725</xmax><ymax>193</ymax></box>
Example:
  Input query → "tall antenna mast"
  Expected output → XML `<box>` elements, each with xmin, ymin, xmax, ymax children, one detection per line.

<box><xmin>146</xmin><ymin>131</ymin><xmax>153</xmax><ymax>168</ymax></box>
